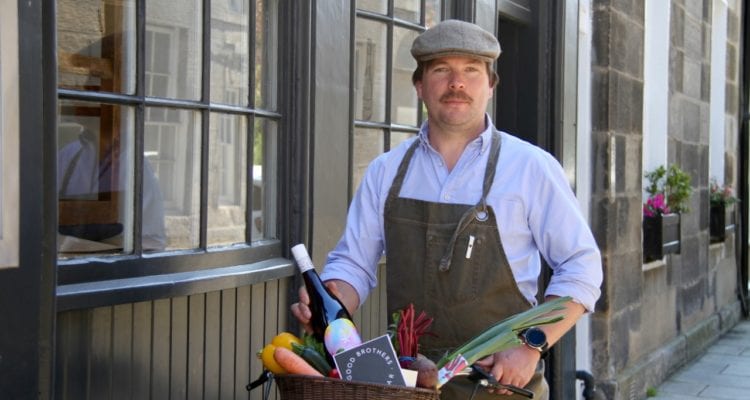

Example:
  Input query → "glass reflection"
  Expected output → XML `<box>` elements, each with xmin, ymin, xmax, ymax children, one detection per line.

<box><xmin>425</xmin><ymin>0</ymin><xmax>441</xmax><ymax>27</ymax></box>
<box><xmin>394</xmin><ymin>0</ymin><xmax>420</xmax><ymax>22</ymax></box>
<box><xmin>146</xmin><ymin>0</ymin><xmax>202</xmax><ymax>100</ymax></box>
<box><xmin>252</xmin><ymin>118</ymin><xmax>278</xmax><ymax>242</ymax></box>
<box><xmin>390</xmin><ymin>132</ymin><xmax>416</xmax><ymax>149</ymax></box>
<box><xmin>211</xmin><ymin>0</ymin><xmax>250</xmax><ymax>106</ymax></box>
<box><xmin>145</xmin><ymin>108</ymin><xmax>201</xmax><ymax>250</ymax></box>
<box><xmin>357</xmin><ymin>0</ymin><xmax>387</xmax><ymax>15</ymax></box>
<box><xmin>255</xmin><ymin>0</ymin><xmax>278</xmax><ymax>110</ymax></box>
<box><xmin>57</xmin><ymin>0</ymin><xmax>136</xmax><ymax>94</ymax></box>
<box><xmin>392</xmin><ymin>27</ymin><xmax>419</xmax><ymax>126</ymax></box>
<box><xmin>57</xmin><ymin>101</ymin><xmax>135</xmax><ymax>256</ymax></box>
<box><xmin>352</xmin><ymin>128</ymin><xmax>384</xmax><ymax>194</ymax></box>
<box><xmin>208</xmin><ymin>113</ymin><xmax>247</xmax><ymax>247</ymax></box>
<box><xmin>354</xmin><ymin>19</ymin><xmax>387</xmax><ymax>122</ymax></box>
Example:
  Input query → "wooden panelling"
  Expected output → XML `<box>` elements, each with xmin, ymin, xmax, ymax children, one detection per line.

<box><xmin>353</xmin><ymin>262</ymin><xmax>390</xmax><ymax>341</ymax></box>
<box><xmin>55</xmin><ymin>278</ymin><xmax>291</xmax><ymax>400</ymax></box>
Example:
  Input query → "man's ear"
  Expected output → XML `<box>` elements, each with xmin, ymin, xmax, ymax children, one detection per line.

<box><xmin>415</xmin><ymin>81</ymin><xmax>423</xmax><ymax>99</ymax></box>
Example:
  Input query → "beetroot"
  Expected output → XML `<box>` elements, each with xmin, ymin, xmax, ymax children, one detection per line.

<box><xmin>409</xmin><ymin>355</ymin><xmax>438</xmax><ymax>389</ymax></box>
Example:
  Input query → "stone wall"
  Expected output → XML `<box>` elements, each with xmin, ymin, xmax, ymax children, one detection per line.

<box><xmin>589</xmin><ymin>1</ymin><xmax>743</xmax><ymax>399</ymax></box>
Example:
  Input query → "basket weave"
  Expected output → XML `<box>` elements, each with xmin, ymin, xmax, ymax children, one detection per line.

<box><xmin>275</xmin><ymin>374</ymin><xmax>440</xmax><ymax>400</ymax></box>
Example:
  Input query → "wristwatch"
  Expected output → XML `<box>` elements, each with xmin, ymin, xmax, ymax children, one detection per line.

<box><xmin>520</xmin><ymin>327</ymin><xmax>548</xmax><ymax>354</ymax></box>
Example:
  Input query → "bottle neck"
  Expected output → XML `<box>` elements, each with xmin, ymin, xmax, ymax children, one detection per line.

<box><xmin>291</xmin><ymin>244</ymin><xmax>316</xmax><ymax>274</ymax></box>
<box><xmin>297</xmin><ymin>259</ymin><xmax>315</xmax><ymax>274</ymax></box>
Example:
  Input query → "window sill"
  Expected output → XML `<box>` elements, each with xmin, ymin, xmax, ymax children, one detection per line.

<box><xmin>642</xmin><ymin>258</ymin><xmax>666</xmax><ymax>272</ymax></box>
<box><xmin>57</xmin><ymin>257</ymin><xmax>294</xmax><ymax>311</ymax></box>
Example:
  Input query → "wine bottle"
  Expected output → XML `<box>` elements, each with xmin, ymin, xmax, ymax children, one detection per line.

<box><xmin>291</xmin><ymin>244</ymin><xmax>362</xmax><ymax>356</ymax></box>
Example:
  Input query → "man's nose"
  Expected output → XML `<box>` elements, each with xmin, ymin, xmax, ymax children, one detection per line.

<box><xmin>448</xmin><ymin>73</ymin><xmax>466</xmax><ymax>89</ymax></box>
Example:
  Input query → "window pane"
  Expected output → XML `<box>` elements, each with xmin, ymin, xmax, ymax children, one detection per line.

<box><xmin>394</xmin><ymin>0</ymin><xmax>420</xmax><ymax>22</ymax></box>
<box><xmin>146</xmin><ymin>1</ymin><xmax>202</xmax><ymax>100</ymax></box>
<box><xmin>354</xmin><ymin>19</ymin><xmax>387</xmax><ymax>122</ymax></box>
<box><xmin>425</xmin><ymin>0</ymin><xmax>441</xmax><ymax>27</ymax></box>
<box><xmin>352</xmin><ymin>128</ymin><xmax>384</xmax><ymax>194</ymax></box>
<box><xmin>208</xmin><ymin>113</ymin><xmax>247</xmax><ymax>247</ymax></box>
<box><xmin>255</xmin><ymin>0</ymin><xmax>279</xmax><ymax>110</ymax></box>
<box><xmin>211</xmin><ymin>0</ymin><xmax>249</xmax><ymax>106</ymax></box>
<box><xmin>357</xmin><ymin>0</ymin><xmax>387</xmax><ymax>14</ymax></box>
<box><xmin>252</xmin><ymin>118</ymin><xmax>278</xmax><ymax>242</ymax></box>
<box><xmin>390</xmin><ymin>131</ymin><xmax>416</xmax><ymax>149</ymax></box>
<box><xmin>57</xmin><ymin>0</ymin><xmax>136</xmax><ymax>94</ymax></box>
<box><xmin>392</xmin><ymin>27</ymin><xmax>419</xmax><ymax>126</ymax></box>
<box><xmin>57</xmin><ymin>101</ymin><xmax>134</xmax><ymax>257</ymax></box>
<box><xmin>145</xmin><ymin>108</ymin><xmax>201</xmax><ymax>251</ymax></box>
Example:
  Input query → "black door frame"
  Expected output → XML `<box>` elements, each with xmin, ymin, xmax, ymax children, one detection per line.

<box><xmin>0</xmin><ymin>0</ymin><xmax>58</xmax><ymax>398</ymax></box>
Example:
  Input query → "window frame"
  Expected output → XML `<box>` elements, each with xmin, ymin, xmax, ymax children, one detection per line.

<box><xmin>349</xmin><ymin>2</ymin><xmax>442</xmax><ymax>198</ymax></box>
<box><xmin>55</xmin><ymin>0</ymin><xmax>291</xmax><ymax>311</ymax></box>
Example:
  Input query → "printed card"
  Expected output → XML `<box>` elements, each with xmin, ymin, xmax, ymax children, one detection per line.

<box><xmin>333</xmin><ymin>334</ymin><xmax>406</xmax><ymax>386</ymax></box>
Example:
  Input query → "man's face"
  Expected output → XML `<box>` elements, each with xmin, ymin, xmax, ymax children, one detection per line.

<box><xmin>415</xmin><ymin>56</ymin><xmax>494</xmax><ymax>132</ymax></box>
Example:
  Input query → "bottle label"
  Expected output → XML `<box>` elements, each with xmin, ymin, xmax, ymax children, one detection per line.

<box><xmin>324</xmin><ymin>318</ymin><xmax>362</xmax><ymax>355</ymax></box>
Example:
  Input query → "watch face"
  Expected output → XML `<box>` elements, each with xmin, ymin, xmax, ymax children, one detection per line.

<box><xmin>525</xmin><ymin>327</ymin><xmax>546</xmax><ymax>348</ymax></box>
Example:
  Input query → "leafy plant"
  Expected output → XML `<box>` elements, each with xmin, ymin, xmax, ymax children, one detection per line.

<box><xmin>644</xmin><ymin>164</ymin><xmax>693</xmax><ymax>215</ymax></box>
<box><xmin>387</xmin><ymin>303</ymin><xmax>435</xmax><ymax>358</ymax></box>
<box><xmin>709</xmin><ymin>177</ymin><xmax>739</xmax><ymax>206</ymax></box>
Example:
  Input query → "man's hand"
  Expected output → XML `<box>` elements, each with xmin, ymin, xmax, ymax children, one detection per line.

<box><xmin>473</xmin><ymin>345</ymin><xmax>540</xmax><ymax>395</ymax></box>
<box><xmin>290</xmin><ymin>279</ymin><xmax>359</xmax><ymax>333</ymax></box>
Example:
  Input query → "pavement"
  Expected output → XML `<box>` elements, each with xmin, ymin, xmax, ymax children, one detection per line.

<box><xmin>650</xmin><ymin>318</ymin><xmax>750</xmax><ymax>399</ymax></box>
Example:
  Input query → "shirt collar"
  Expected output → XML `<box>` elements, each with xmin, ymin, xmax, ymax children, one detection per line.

<box><xmin>418</xmin><ymin>114</ymin><xmax>495</xmax><ymax>154</ymax></box>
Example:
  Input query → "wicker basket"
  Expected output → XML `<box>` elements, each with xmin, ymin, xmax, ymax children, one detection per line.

<box><xmin>274</xmin><ymin>374</ymin><xmax>440</xmax><ymax>400</ymax></box>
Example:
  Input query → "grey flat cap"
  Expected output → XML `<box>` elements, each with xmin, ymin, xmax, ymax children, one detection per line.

<box><xmin>411</xmin><ymin>19</ymin><xmax>501</xmax><ymax>63</ymax></box>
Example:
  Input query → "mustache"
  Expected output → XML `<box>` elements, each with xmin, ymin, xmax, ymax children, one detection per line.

<box><xmin>440</xmin><ymin>91</ymin><xmax>472</xmax><ymax>102</ymax></box>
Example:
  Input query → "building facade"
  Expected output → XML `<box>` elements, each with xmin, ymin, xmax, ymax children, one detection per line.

<box><xmin>0</xmin><ymin>1</ymin><xmax>747</xmax><ymax>399</ymax></box>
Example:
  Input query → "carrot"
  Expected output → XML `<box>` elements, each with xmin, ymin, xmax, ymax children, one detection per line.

<box><xmin>273</xmin><ymin>345</ymin><xmax>324</xmax><ymax>376</ymax></box>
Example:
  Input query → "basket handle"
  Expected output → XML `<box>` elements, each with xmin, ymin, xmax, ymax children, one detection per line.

<box><xmin>246</xmin><ymin>370</ymin><xmax>275</xmax><ymax>400</ymax></box>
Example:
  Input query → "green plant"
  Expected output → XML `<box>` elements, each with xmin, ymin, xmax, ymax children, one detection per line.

<box><xmin>646</xmin><ymin>387</ymin><xmax>658</xmax><ymax>397</ymax></box>
<box><xmin>709</xmin><ymin>177</ymin><xmax>739</xmax><ymax>206</ymax></box>
<box><xmin>644</xmin><ymin>164</ymin><xmax>693</xmax><ymax>214</ymax></box>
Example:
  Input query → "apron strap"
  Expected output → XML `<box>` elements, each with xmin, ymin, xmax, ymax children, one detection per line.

<box><xmin>439</xmin><ymin>132</ymin><xmax>503</xmax><ymax>271</ymax></box>
<box><xmin>477</xmin><ymin>131</ymin><xmax>502</xmax><ymax>218</ymax></box>
<box><xmin>386</xmin><ymin>139</ymin><xmax>421</xmax><ymax>209</ymax></box>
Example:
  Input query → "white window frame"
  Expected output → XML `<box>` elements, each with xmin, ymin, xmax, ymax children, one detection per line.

<box><xmin>642</xmin><ymin>0</ymin><xmax>671</xmax><ymax>187</ymax></box>
<box><xmin>0</xmin><ymin>0</ymin><xmax>19</xmax><ymax>269</ymax></box>
<box><xmin>709</xmin><ymin>0</ymin><xmax>728</xmax><ymax>183</ymax></box>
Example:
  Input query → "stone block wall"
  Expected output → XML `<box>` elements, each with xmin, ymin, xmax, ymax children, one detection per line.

<box><xmin>589</xmin><ymin>1</ymin><xmax>743</xmax><ymax>399</ymax></box>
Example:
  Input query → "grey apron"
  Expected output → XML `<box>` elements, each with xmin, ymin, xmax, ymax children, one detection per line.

<box><xmin>384</xmin><ymin>132</ymin><xmax>548</xmax><ymax>399</ymax></box>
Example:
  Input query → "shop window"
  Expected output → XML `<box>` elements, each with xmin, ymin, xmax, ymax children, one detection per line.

<box><xmin>56</xmin><ymin>0</ymin><xmax>279</xmax><ymax>265</ymax></box>
<box><xmin>350</xmin><ymin>1</ymin><xmax>440</xmax><ymax>197</ymax></box>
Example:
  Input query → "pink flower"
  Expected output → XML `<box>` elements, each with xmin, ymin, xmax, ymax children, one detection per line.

<box><xmin>643</xmin><ymin>193</ymin><xmax>671</xmax><ymax>217</ymax></box>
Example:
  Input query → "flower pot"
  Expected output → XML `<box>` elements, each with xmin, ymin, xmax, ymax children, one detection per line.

<box><xmin>710</xmin><ymin>203</ymin><xmax>735</xmax><ymax>242</ymax></box>
<box><xmin>643</xmin><ymin>213</ymin><xmax>680</xmax><ymax>262</ymax></box>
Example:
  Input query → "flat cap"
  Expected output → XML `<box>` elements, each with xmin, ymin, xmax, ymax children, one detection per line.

<box><xmin>411</xmin><ymin>19</ymin><xmax>501</xmax><ymax>63</ymax></box>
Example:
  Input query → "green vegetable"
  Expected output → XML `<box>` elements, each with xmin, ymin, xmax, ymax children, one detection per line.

<box><xmin>302</xmin><ymin>332</ymin><xmax>327</xmax><ymax>360</ymax></box>
<box><xmin>436</xmin><ymin>296</ymin><xmax>570</xmax><ymax>371</ymax></box>
<box><xmin>291</xmin><ymin>342</ymin><xmax>333</xmax><ymax>376</ymax></box>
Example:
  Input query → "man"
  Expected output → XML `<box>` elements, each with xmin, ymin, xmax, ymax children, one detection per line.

<box><xmin>58</xmin><ymin>123</ymin><xmax>167</xmax><ymax>252</ymax></box>
<box><xmin>292</xmin><ymin>19</ymin><xmax>602</xmax><ymax>399</ymax></box>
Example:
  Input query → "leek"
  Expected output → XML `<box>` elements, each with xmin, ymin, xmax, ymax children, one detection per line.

<box><xmin>435</xmin><ymin>296</ymin><xmax>571</xmax><ymax>388</ymax></box>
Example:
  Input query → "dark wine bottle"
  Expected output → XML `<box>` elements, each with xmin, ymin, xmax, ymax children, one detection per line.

<box><xmin>291</xmin><ymin>244</ymin><xmax>361</xmax><ymax>356</ymax></box>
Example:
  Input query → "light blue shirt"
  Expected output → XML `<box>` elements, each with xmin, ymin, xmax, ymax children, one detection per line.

<box><xmin>321</xmin><ymin>118</ymin><xmax>602</xmax><ymax>312</ymax></box>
